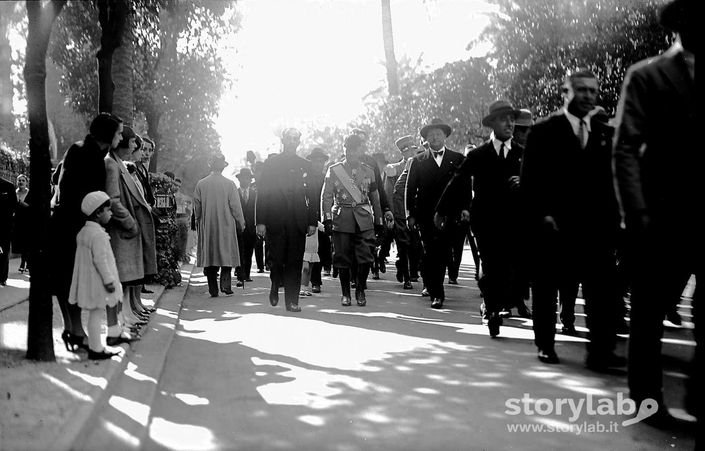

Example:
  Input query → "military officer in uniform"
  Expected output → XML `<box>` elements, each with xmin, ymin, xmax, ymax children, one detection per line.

<box><xmin>322</xmin><ymin>133</ymin><xmax>383</xmax><ymax>306</ymax></box>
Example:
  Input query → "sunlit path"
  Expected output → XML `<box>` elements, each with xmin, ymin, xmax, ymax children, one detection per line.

<box><xmin>140</xmin><ymin>249</ymin><xmax>693</xmax><ymax>451</ymax></box>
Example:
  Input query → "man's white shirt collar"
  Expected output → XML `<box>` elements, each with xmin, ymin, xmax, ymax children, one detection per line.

<box><xmin>432</xmin><ymin>146</ymin><xmax>446</xmax><ymax>167</ymax></box>
<box><xmin>490</xmin><ymin>132</ymin><xmax>512</xmax><ymax>156</ymax></box>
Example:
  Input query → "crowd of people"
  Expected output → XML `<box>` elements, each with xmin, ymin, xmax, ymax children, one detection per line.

<box><xmin>0</xmin><ymin>0</ymin><xmax>696</xmax><ymax>435</ymax></box>
<box><xmin>193</xmin><ymin>0</ymin><xmax>698</xmax><ymax>431</ymax></box>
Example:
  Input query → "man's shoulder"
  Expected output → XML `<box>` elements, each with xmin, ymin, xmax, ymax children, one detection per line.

<box><xmin>533</xmin><ymin>111</ymin><xmax>565</xmax><ymax>130</ymax></box>
<box><xmin>360</xmin><ymin>162</ymin><xmax>376</xmax><ymax>176</ymax></box>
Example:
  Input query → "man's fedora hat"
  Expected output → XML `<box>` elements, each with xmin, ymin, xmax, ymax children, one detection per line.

<box><xmin>235</xmin><ymin>167</ymin><xmax>253</xmax><ymax>179</ymax></box>
<box><xmin>395</xmin><ymin>135</ymin><xmax>416</xmax><ymax>151</ymax></box>
<box><xmin>420</xmin><ymin>118</ymin><xmax>452</xmax><ymax>139</ymax></box>
<box><xmin>515</xmin><ymin>109</ymin><xmax>533</xmax><ymax>127</ymax></box>
<box><xmin>660</xmin><ymin>0</ymin><xmax>694</xmax><ymax>33</ymax></box>
<box><xmin>209</xmin><ymin>153</ymin><xmax>228</xmax><ymax>169</ymax></box>
<box><xmin>307</xmin><ymin>147</ymin><xmax>329</xmax><ymax>162</ymax></box>
<box><xmin>482</xmin><ymin>100</ymin><xmax>521</xmax><ymax>127</ymax></box>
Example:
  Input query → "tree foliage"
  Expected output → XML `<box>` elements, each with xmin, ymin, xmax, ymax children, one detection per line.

<box><xmin>359</xmin><ymin>56</ymin><xmax>496</xmax><ymax>161</ymax></box>
<box><xmin>477</xmin><ymin>0</ymin><xmax>672</xmax><ymax>117</ymax></box>
<box><xmin>48</xmin><ymin>0</ymin><xmax>240</xmax><ymax>188</ymax></box>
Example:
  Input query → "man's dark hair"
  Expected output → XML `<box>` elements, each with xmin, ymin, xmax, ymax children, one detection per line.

<box><xmin>565</xmin><ymin>68</ymin><xmax>597</xmax><ymax>87</ymax></box>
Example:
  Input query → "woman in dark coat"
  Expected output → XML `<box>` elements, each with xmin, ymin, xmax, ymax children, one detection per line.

<box><xmin>50</xmin><ymin>113</ymin><xmax>123</xmax><ymax>352</ymax></box>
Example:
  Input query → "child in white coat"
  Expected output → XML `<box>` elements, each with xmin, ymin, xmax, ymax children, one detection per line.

<box><xmin>68</xmin><ymin>191</ymin><xmax>123</xmax><ymax>360</ymax></box>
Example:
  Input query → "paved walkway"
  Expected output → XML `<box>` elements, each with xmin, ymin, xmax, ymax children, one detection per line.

<box><xmin>0</xmin><ymin>250</ymin><xmax>697</xmax><ymax>450</ymax></box>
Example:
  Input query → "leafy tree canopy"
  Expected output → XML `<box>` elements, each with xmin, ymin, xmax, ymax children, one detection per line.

<box><xmin>477</xmin><ymin>0</ymin><xmax>672</xmax><ymax>117</ymax></box>
<box><xmin>49</xmin><ymin>0</ymin><xmax>241</xmax><ymax>189</ymax></box>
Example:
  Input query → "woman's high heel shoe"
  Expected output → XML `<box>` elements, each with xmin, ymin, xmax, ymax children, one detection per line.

<box><xmin>61</xmin><ymin>331</ymin><xmax>89</xmax><ymax>352</ymax></box>
<box><xmin>88</xmin><ymin>348</ymin><xmax>120</xmax><ymax>360</ymax></box>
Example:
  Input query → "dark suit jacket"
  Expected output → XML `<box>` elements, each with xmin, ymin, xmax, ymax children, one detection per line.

<box><xmin>405</xmin><ymin>148</ymin><xmax>464</xmax><ymax>227</ymax></box>
<box><xmin>437</xmin><ymin>140</ymin><xmax>523</xmax><ymax>237</ymax></box>
<box><xmin>239</xmin><ymin>186</ymin><xmax>257</xmax><ymax>233</ymax></box>
<box><xmin>0</xmin><ymin>177</ymin><xmax>17</xmax><ymax>246</ymax></box>
<box><xmin>521</xmin><ymin>110</ymin><xmax>619</xmax><ymax>240</ymax></box>
<box><xmin>614</xmin><ymin>43</ymin><xmax>699</xmax><ymax>238</ymax></box>
<box><xmin>256</xmin><ymin>152</ymin><xmax>318</xmax><ymax>234</ymax></box>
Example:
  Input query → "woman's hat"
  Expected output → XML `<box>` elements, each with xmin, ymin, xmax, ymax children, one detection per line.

<box><xmin>420</xmin><ymin>118</ymin><xmax>452</xmax><ymax>139</ymax></box>
<box><xmin>482</xmin><ymin>100</ymin><xmax>520</xmax><ymax>127</ymax></box>
<box><xmin>235</xmin><ymin>167</ymin><xmax>253</xmax><ymax>179</ymax></box>
<box><xmin>307</xmin><ymin>147</ymin><xmax>329</xmax><ymax>162</ymax></box>
<box><xmin>81</xmin><ymin>191</ymin><xmax>110</xmax><ymax>216</ymax></box>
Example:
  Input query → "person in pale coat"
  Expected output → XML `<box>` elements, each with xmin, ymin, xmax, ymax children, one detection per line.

<box><xmin>69</xmin><ymin>191</ymin><xmax>122</xmax><ymax>360</ymax></box>
<box><xmin>104</xmin><ymin>126</ymin><xmax>157</xmax><ymax>346</ymax></box>
<box><xmin>194</xmin><ymin>153</ymin><xmax>246</xmax><ymax>297</ymax></box>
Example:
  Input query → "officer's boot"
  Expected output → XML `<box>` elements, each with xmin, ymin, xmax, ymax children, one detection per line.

<box><xmin>339</xmin><ymin>268</ymin><xmax>352</xmax><ymax>307</ymax></box>
<box><xmin>356</xmin><ymin>264</ymin><xmax>369</xmax><ymax>306</ymax></box>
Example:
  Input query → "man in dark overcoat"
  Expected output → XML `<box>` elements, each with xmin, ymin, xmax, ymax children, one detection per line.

<box><xmin>436</xmin><ymin>100</ymin><xmax>527</xmax><ymax>337</ymax></box>
<box><xmin>521</xmin><ymin>69</ymin><xmax>622</xmax><ymax>367</ymax></box>
<box><xmin>404</xmin><ymin>118</ymin><xmax>465</xmax><ymax>309</ymax></box>
<box><xmin>256</xmin><ymin>128</ymin><xmax>318</xmax><ymax>312</ymax></box>
<box><xmin>614</xmin><ymin>0</ymin><xmax>699</xmax><ymax>427</ymax></box>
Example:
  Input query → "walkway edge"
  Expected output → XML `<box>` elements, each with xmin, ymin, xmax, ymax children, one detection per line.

<box><xmin>58</xmin><ymin>263</ymin><xmax>194</xmax><ymax>451</ymax></box>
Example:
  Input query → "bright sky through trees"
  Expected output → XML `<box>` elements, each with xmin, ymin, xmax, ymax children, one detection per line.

<box><xmin>215</xmin><ymin>0</ymin><xmax>495</xmax><ymax>172</ymax></box>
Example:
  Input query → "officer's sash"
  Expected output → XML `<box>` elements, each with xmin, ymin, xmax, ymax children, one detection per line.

<box><xmin>331</xmin><ymin>164</ymin><xmax>363</xmax><ymax>204</ymax></box>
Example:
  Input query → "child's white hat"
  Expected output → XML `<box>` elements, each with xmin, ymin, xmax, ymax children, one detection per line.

<box><xmin>81</xmin><ymin>191</ymin><xmax>110</xmax><ymax>216</ymax></box>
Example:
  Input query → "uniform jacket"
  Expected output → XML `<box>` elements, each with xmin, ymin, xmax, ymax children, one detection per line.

<box><xmin>521</xmin><ymin>110</ymin><xmax>620</xmax><ymax>239</ymax></box>
<box><xmin>68</xmin><ymin>221</ymin><xmax>122</xmax><ymax>309</ymax></box>
<box><xmin>194</xmin><ymin>172</ymin><xmax>245</xmax><ymax>268</ymax></box>
<box><xmin>437</xmin><ymin>139</ymin><xmax>523</xmax><ymax>236</ymax></box>
<box><xmin>361</xmin><ymin>153</ymin><xmax>390</xmax><ymax>212</ymax></box>
<box><xmin>256</xmin><ymin>153</ymin><xmax>318</xmax><ymax>234</ymax></box>
<box><xmin>105</xmin><ymin>151</ymin><xmax>157</xmax><ymax>282</ymax></box>
<box><xmin>404</xmin><ymin>148</ymin><xmax>464</xmax><ymax>227</ymax></box>
<box><xmin>321</xmin><ymin>160</ymin><xmax>382</xmax><ymax>233</ymax></box>
<box><xmin>614</xmin><ymin>43</ymin><xmax>699</xmax><ymax>238</ymax></box>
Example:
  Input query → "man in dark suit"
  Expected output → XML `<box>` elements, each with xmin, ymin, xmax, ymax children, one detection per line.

<box><xmin>256</xmin><ymin>128</ymin><xmax>318</xmax><ymax>312</ymax></box>
<box><xmin>436</xmin><ymin>100</ymin><xmax>526</xmax><ymax>337</ymax></box>
<box><xmin>235</xmin><ymin>167</ymin><xmax>257</xmax><ymax>285</ymax></box>
<box><xmin>614</xmin><ymin>0</ymin><xmax>698</xmax><ymax>427</ymax></box>
<box><xmin>0</xmin><ymin>176</ymin><xmax>17</xmax><ymax>285</ymax></box>
<box><xmin>405</xmin><ymin>118</ymin><xmax>465</xmax><ymax>309</ymax></box>
<box><xmin>521</xmin><ymin>69</ymin><xmax>622</xmax><ymax>367</ymax></box>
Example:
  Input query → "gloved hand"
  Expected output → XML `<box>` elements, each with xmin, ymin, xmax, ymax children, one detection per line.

<box><xmin>323</xmin><ymin>219</ymin><xmax>333</xmax><ymax>236</ymax></box>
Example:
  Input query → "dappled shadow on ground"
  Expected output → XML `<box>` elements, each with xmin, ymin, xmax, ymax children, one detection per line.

<box><xmin>139</xmin><ymin>254</ymin><xmax>694</xmax><ymax>451</ymax></box>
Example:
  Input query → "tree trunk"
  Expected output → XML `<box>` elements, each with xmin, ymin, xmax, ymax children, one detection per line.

<box><xmin>111</xmin><ymin>10</ymin><xmax>133</xmax><ymax>125</ymax></box>
<box><xmin>146</xmin><ymin>109</ymin><xmax>161</xmax><ymax>172</ymax></box>
<box><xmin>24</xmin><ymin>0</ymin><xmax>67</xmax><ymax>362</ymax></box>
<box><xmin>96</xmin><ymin>0</ymin><xmax>128</xmax><ymax>114</ymax></box>
<box><xmin>0</xmin><ymin>2</ymin><xmax>16</xmax><ymax>132</ymax></box>
<box><xmin>381</xmin><ymin>0</ymin><xmax>399</xmax><ymax>96</ymax></box>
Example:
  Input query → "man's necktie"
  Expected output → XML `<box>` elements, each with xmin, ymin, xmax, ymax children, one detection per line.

<box><xmin>243</xmin><ymin>189</ymin><xmax>249</xmax><ymax>204</ymax></box>
<box><xmin>498</xmin><ymin>143</ymin><xmax>505</xmax><ymax>161</ymax></box>
<box><xmin>433</xmin><ymin>150</ymin><xmax>444</xmax><ymax>157</ymax></box>
<box><xmin>578</xmin><ymin>119</ymin><xmax>588</xmax><ymax>149</ymax></box>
